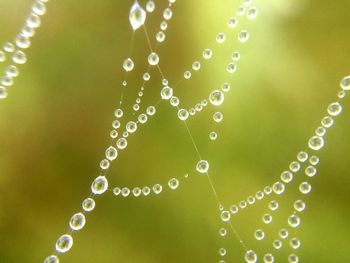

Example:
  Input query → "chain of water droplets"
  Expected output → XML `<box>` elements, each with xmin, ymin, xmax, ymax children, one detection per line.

<box><xmin>42</xmin><ymin>0</ymin><xmax>350</xmax><ymax>262</ymax></box>
<box><xmin>0</xmin><ymin>0</ymin><xmax>49</xmax><ymax>100</ymax></box>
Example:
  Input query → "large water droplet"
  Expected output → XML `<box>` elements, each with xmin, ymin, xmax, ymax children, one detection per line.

<box><xmin>308</xmin><ymin>136</ymin><xmax>324</xmax><ymax>151</ymax></box>
<box><xmin>91</xmin><ymin>176</ymin><xmax>108</xmax><ymax>195</ymax></box>
<box><xmin>55</xmin><ymin>234</ymin><xmax>73</xmax><ymax>253</ymax></box>
<box><xmin>129</xmin><ymin>1</ymin><xmax>146</xmax><ymax>30</ymax></box>
<box><xmin>209</xmin><ymin>90</ymin><xmax>225</xmax><ymax>106</ymax></box>
<box><xmin>69</xmin><ymin>213</ymin><xmax>86</xmax><ymax>231</ymax></box>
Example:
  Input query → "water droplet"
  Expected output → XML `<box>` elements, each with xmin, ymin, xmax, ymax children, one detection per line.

<box><xmin>153</xmin><ymin>184</ymin><xmax>163</xmax><ymax>194</ymax></box>
<box><xmin>288</xmin><ymin>254</ymin><xmax>299</xmax><ymax>263</ymax></box>
<box><xmin>327</xmin><ymin>102</ymin><xmax>342</xmax><ymax>116</ymax></box>
<box><xmin>245</xmin><ymin>250</ymin><xmax>257</xmax><ymax>263</ymax></box>
<box><xmin>237</xmin><ymin>6</ymin><xmax>246</xmax><ymax>15</ymax></box>
<box><xmin>305</xmin><ymin>165</ymin><xmax>317</xmax><ymax>177</ymax></box>
<box><xmin>121</xmin><ymin>187</ymin><xmax>131</xmax><ymax>197</ymax></box>
<box><xmin>263</xmin><ymin>253</ymin><xmax>274</xmax><ymax>263</ymax></box>
<box><xmin>247</xmin><ymin>7</ymin><xmax>258</xmax><ymax>19</ymax></box>
<box><xmin>227</xmin><ymin>17</ymin><xmax>238</xmax><ymax>28</ymax></box>
<box><xmin>55</xmin><ymin>234</ymin><xmax>73</xmax><ymax>253</ymax></box>
<box><xmin>238</xmin><ymin>30</ymin><xmax>250</xmax><ymax>42</ymax></box>
<box><xmin>230</xmin><ymin>205</ymin><xmax>238</xmax><ymax>214</ymax></box>
<box><xmin>255</xmin><ymin>191</ymin><xmax>264</xmax><ymax>200</ymax></box>
<box><xmin>221</xmin><ymin>83</ymin><xmax>231</xmax><ymax>92</ymax></box>
<box><xmin>192</xmin><ymin>61</ymin><xmax>201</xmax><ymax>71</ymax></box>
<box><xmin>123</xmin><ymin>58</ymin><xmax>134</xmax><ymax>71</ymax></box>
<box><xmin>239</xmin><ymin>200</ymin><xmax>247</xmax><ymax>208</ymax></box>
<box><xmin>146</xmin><ymin>106</ymin><xmax>156</xmax><ymax>115</ymax></box>
<box><xmin>219</xmin><ymin>247</ymin><xmax>227</xmax><ymax>256</ymax></box>
<box><xmin>160</xmin><ymin>21</ymin><xmax>168</xmax><ymax>30</ymax></box>
<box><xmin>126</xmin><ymin>121</ymin><xmax>137</xmax><ymax>133</ymax></box>
<box><xmin>221</xmin><ymin>211</ymin><xmax>231</xmax><ymax>222</ymax></box>
<box><xmin>340</xmin><ymin>76</ymin><xmax>350</xmax><ymax>90</ymax></box>
<box><xmin>255</xmin><ymin>229</ymin><xmax>265</xmax><ymax>240</ymax></box>
<box><xmin>32</xmin><ymin>1</ymin><xmax>46</xmax><ymax>15</ymax></box>
<box><xmin>216</xmin><ymin>33</ymin><xmax>226</xmax><ymax>43</ymax></box>
<box><xmin>170</xmin><ymin>96</ymin><xmax>180</xmax><ymax>107</ymax></box>
<box><xmin>264</xmin><ymin>186</ymin><xmax>272</xmax><ymax>195</ymax></box>
<box><xmin>105</xmin><ymin>146</ymin><xmax>118</xmax><ymax>161</ymax></box>
<box><xmin>129</xmin><ymin>1</ymin><xmax>146</xmax><ymax>30</ymax></box>
<box><xmin>232</xmin><ymin>51</ymin><xmax>240</xmax><ymax>61</ymax></box>
<box><xmin>196</xmin><ymin>160</ymin><xmax>209</xmax><ymax>173</ymax></box>
<box><xmin>148</xmin><ymin>52</ymin><xmax>159</xmax><ymax>65</ymax></box>
<box><xmin>294</xmin><ymin>199</ymin><xmax>306</xmax><ymax>212</ymax></box>
<box><xmin>297</xmin><ymin>151</ymin><xmax>308</xmax><ymax>162</ymax></box>
<box><xmin>15</xmin><ymin>34</ymin><xmax>31</xmax><ymax>49</ymax></box>
<box><xmin>26</xmin><ymin>13</ymin><xmax>41</xmax><ymax>28</ymax></box>
<box><xmin>290</xmin><ymin>238</ymin><xmax>301</xmax><ymax>249</ymax></box>
<box><xmin>178</xmin><ymin>109</ymin><xmax>189</xmax><ymax>121</ymax></box>
<box><xmin>0</xmin><ymin>51</ymin><xmax>5</xmax><ymax>62</ymax></box>
<box><xmin>299</xmin><ymin>182</ymin><xmax>312</xmax><ymax>194</ymax></box>
<box><xmin>219</xmin><ymin>227</ymin><xmax>227</xmax><ymax>236</ymax></box>
<box><xmin>138</xmin><ymin>113</ymin><xmax>148</xmax><ymax>124</ymax></box>
<box><xmin>209</xmin><ymin>131</ymin><xmax>218</xmax><ymax>140</ymax></box>
<box><xmin>262</xmin><ymin>213</ymin><xmax>272</xmax><ymax>224</ymax></box>
<box><xmin>247</xmin><ymin>196</ymin><xmax>255</xmax><ymax>204</ymax></box>
<box><xmin>0</xmin><ymin>86</ymin><xmax>8</xmax><ymax>99</ymax></box>
<box><xmin>116</xmin><ymin>138</ymin><xmax>128</xmax><ymax>150</ymax></box>
<box><xmin>289</xmin><ymin>161</ymin><xmax>300</xmax><ymax>172</ymax></box>
<box><xmin>272</xmin><ymin>181</ymin><xmax>285</xmax><ymax>194</ymax></box>
<box><xmin>321</xmin><ymin>116</ymin><xmax>334</xmax><ymax>128</ymax></box>
<box><xmin>315</xmin><ymin>126</ymin><xmax>326</xmax><ymax>136</ymax></box>
<box><xmin>69</xmin><ymin>213</ymin><xmax>86</xmax><ymax>231</ymax></box>
<box><xmin>203</xmin><ymin>48</ymin><xmax>212</xmax><ymax>59</ymax></box>
<box><xmin>213</xmin><ymin>112</ymin><xmax>223</xmax><ymax>123</ymax></box>
<box><xmin>91</xmin><ymin>176</ymin><xmax>108</xmax><ymax>195</ymax></box>
<box><xmin>279</xmin><ymin>228</ymin><xmax>289</xmax><ymax>239</ymax></box>
<box><xmin>163</xmin><ymin>8</ymin><xmax>173</xmax><ymax>20</ymax></box>
<box><xmin>268</xmin><ymin>200</ymin><xmax>279</xmax><ymax>211</ymax></box>
<box><xmin>156</xmin><ymin>31</ymin><xmax>166</xmax><ymax>42</ymax></box>
<box><xmin>209</xmin><ymin>90</ymin><xmax>225</xmax><ymax>106</ymax></box>
<box><xmin>308</xmin><ymin>136</ymin><xmax>324</xmax><ymax>151</ymax></box>
<box><xmin>3</xmin><ymin>42</ymin><xmax>15</xmax><ymax>52</ymax></box>
<box><xmin>168</xmin><ymin>178</ymin><xmax>179</xmax><ymax>189</ymax></box>
<box><xmin>44</xmin><ymin>255</ymin><xmax>59</xmax><ymax>263</ymax></box>
<box><xmin>227</xmin><ymin>63</ymin><xmax>237</xmax><ymax>73</ymax></box>
<box><xmin>184</xmin><ymin>71</ymin><xmax>191</xmax><ymax>79</ymax></box>
<box><xmin>273</xmin><ymin>239</ymin><xmax>282</xmax><ymax>249</ymax></box>
<box><xmin>132</xmin><ymin>187</ymin><xmax>142</xmax><ymax>197</ymax></box>
<box><xmin>12</xmin><ymin>50</ymin><xmax>27</xmax><ymax>64</ymax></box>
<box><xmin>161</xmin><ymin>86</ymin><xmax>173</xmax><ymax>100</ymax></box>
<box><xmin>146</xmin><ymin>0</ymin><xmax>155</xmax><ymax>12</ymax></box>
<box><xmin>113</xmin><ymin>187</ymin><xmax>121</xmax><ymax>196</ymax></box>
<box><xmin>309</xmin><ymin>155</ymin><xmax>319</xmax><ymax>165</ymax></box>
<box><xmin>280</xmin><ymin>171</ymin><xmax>293</xmax><ymax>183</ymax></box>
<box><xmin>82</xmin><ymin>198</ymin><xmax>95</xmax><ymax>212</ymax></box>
<box><xmin>100</xmin><ymin>159</ymin><xmax>110</xmax><ymax>170</ymax></box>
<box><xmin>288</xmin><ymin>214</ymin><xmax>301</xmax><ymax>228</ymax></box>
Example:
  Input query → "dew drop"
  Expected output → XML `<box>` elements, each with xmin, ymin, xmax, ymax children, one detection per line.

<box><xmin>132</xmin><ymin>187</ymin><xmax>142</xmax><ymax>197</ymax></box>
<box><xmin>178</xmin><ymin>109</ymin><xmax>189</xmax><ymax>121</ymax></box>
<box><xmin>340</xmin><ymin>76</ymin><xmax>350</xmax><ymax>90</ymax></box>
<box><xmin>153</xmin><ymin>184</ymin><xmax>163</xmax><ymax>194</ymax></box>
<box><xmin>263</xmin><ymin>253</ymin><xmax>274</xmax><ymax>263</ymax></box>
<box><xmin>255</xmin><ymin>229</ymin><xmax>265</xmax><ymax>240</ymax></box>
<box><xmin>100</xmin><ymin>159</ymin><xmax>110</xmax><ymax>170</ymax></box>
<box><xmin>203</xmin><ymin>48</ymin><xmax>213</xmax><ymax>59</ymax></box>
<box><xmin>279</xmin><ymin>228</ymin><xmax>289</xmax><ymax>239</ymax></box>
<box><xmin>294</xmin><ymin>199</ymin><xmax>306</xmax><ymax>212</ymax></box>
<box><xmin>116</xmin><ymin>138</ymin><xmax>128</xmax><ymax>150</ymax></box>
<box><xmin>196</xmin><ymin>160</ymin><xmax>209</xmax><ymax>174</ymax></box>
<box><xmin>262</xmin><ymin>213</ymin><xmax>272</xmax><ymax>224</ymax></box>
<box><xmin>221</xmin><ymin>211</ymin><xmax>231</xmax><ymax>222</ymax></box>
<box><xmin>288</xmin><ymin>214</ymin><xmax>301</xmax><ymax>228</ymax></box>
<box><xmin>245</xmin><ymin>250</ymin><xmax>257</xmax><ymax>263</ymax></box>
<box><xmin>146</xmin><ymin>0</ymin><xmax>155</xmax><ymax>12</ymax></box>
<box><xmin>12</xmin><ymin>50</ymin><xmax>27</xmax><ymax>64</ymax></box>
<box><xmin>148</xmin><ymin>52</ymin><xmax>159</xmax><ymax>65</ymax></box>
<box><xmin>91</xmin><ymin>176</ymin><xmax>108</xmax><ymax>195</ymax></box>
<box><xmin>0</xmin><ymin>86</ymin><xmax>8</xmax><ymax>99</ymax></box>
<box><xmin>238</xmin><ymin>30</ymin><xmax>250</xmax><ymax>42</ymax></box>
<box><xmin>129</xmin><ymin>1</ymin><xmax>146</xmax><ymax>30</ymax></box>
<box><xmin>168</xmin><ymin>178</ymin><xmax>179</xmax><ymax>189</ymax></box>
<box><xmin>15</xmin><ymin>34</ymin><xmax>31</xmax><ymax>49</ymax></box>
<box><xmin>82</xmin><ymin>198</ymin><xmax>95</xmax><ymax>212</ymax></box>
<box><xmin>156</xmin><ymin>31</ymin><xmax>166</xmax><ymax>42</ymax></box>
<box><xmin>216</xmin><ymin>33</ymin><xmax>226</xmax><ymax>43</ymax></box>
<box><xmin>273</xmin><ymin>240</ymin><xmax>282</xmax><ymax>250</ymax></box>
<box><xmin>105</xmin><ymin>146</ymin><xmax>118</xmax><ymax>161</ymax></box>
<box><xmin>290</xmin><ymin>238</ymin><xmax>301</xmax><ymax>249</ymax></box>
<box><xmin>272</xmin><ymin>181</ymin><xmax>285</xmax><ymax>195</ymax></box>
<box><xmin>227</xmin><ymin>17</ymin><xmax>238</xmax><ymax>28</ymax></box>
<box><xmin>69</xmin><ymin>213</ymin><xmax>86</xmax><ymax>231</ymax></box>
<box><xmin>55</xmin><ymin>234</ymin><xmax>73</xmax><ymax>253</ymax></box>
<box><xmin>327</xmin><ymin>102</ymin><xmax>342</xmax><ymax>116</ymax></box>
<box><xmin>44</xmin><ymin>255</ymin><xmax>59</xmax><ymax>263</ymax></box>
<box><xmin>123</xmin><ymin>58</ymin><xmax>134</xmax><ymax>72</ymax></box>
<box><xmin>227</xmin><ymin>62</ymin><xmax>237</xmax><ymax>73</ymax></box>
<box><xmin>209</xmin><ymin>90</ymin><xmax>225</xmax><ymax>106</ymax></box>
<box><xmin>247</xmin><ymin>7</ymin><xmax>258</xmax><ymax>19</ymax></box>
<box><xmin>308</xmin><ymin>136</ymin><xmax>324</xmax><ymax>151</ymax></box>
<box><xmin>299</xmin><ymin>182</ymin><xmax>312</xmax><ymax>194</ymax></box>
<box><xmin>163</xmin><ymin>8</ymin><xmax>173</xmax><ymax>20</ymax></box>
<box><xmin>161</xmin><ymin>86</ymin><xmax>173</xmax><ymax>100</ymax></box>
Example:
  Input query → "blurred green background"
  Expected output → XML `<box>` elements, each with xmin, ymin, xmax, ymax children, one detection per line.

<box><xmin>0</xmin><ymin>0</ymin><xmax>350</xmax><ymax>262</ymax></box>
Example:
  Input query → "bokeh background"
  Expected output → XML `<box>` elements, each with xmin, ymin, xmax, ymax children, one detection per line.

<box><xmin>0</xmin><ymin>0</ymin><xmax>350</xmax><ymax>262</ymax></box>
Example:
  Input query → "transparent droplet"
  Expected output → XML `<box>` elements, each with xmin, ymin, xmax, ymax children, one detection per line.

<box><xmin>227</xmin><ymin>63</ymin><xmax>237</xmax><ymax>73</ymax></box>
<box><xmin>178</xmin><ymin>109</ymin><xmax>189</xmax><ymax>121</ymax></box>
<box><xmin>297</xmin><ymin>151</ymin><xmax>308</xmax><ymax>162</ymax></box>
<box><xmin>294</xmin><ymin>200</ymin><xmax>306</xmax><ymax>212</ymax></box>
<box><xmin>221</xmin><ymin>211</ymin><xmax>231</xmax><ymax>222</ymax></box>
<box><xmin>327</xmin><ymin>102</ymin><xmax>342</xmax><ymax>116</ymax></box>
<box><xmin>203</xmin><ymin>48</ymin><xmax>212</xmax><ymax>59</ymax></box>
<box><xmin>209</xmin><ymin>131</ymin><xmax>218</xmax><ymax>140</ymax></box>
<box><xmin>170</xmin><ymin>96</ymin><xmax>180</xmax><ymax>107</ymax></box>
<box><xmin>146</xmin><ymin>0</ymin><xmax>155</xmax><ymax>12</ymax></box>
<box><xmin>105</xmin><ymin>146</ymin><xmax>118</xmax><ymax>161</ymax></box>
<box><xmin>255</xmin><ymin>229</ymin><xmax>265</xmax><ymax>240</ymax></box>
<box><xmin>289</xmin><ymin>161</ymin><xmax>301</xmax><ymax>172</ymax></box>
<box><xmin>321</xmin><ymin>116</ymin><xmax>334</xmax><ymax>128</ymax></box>
<box><xmin>12</xmin><ymin>50</ymin><xmax>27</xmax><ymax>64</ymax></box>
<box><xmin>32</xmin><ymin>1</ymin><xmax>46</xmax><ymax>16</ymax></box>
<box><xmin>55</xmin><ymin>234</ymin><xmax>73</xmax><ymax>253</ymax></box>
<box><xmin>126</xmin><ymin>121</ymin><xmax>137</xmax><ymax>133</ymax></box>
<box><xmin>100</xmin><ymin>159</ymin><xmax>110</xmax><ymax>170</ymax></box>
<box><xmin>123</xmin><ymin>58</ymin><xmax>134</xmax><ymax>71</ymax></box>
<box><xmin>168</xmin><ymin>178</ymin><xmax>179</xmax><ymax>189</ymax></box>
<box><xmin>272</xmin><ymin>181</ymin><xmax>285</xmax><ymax>195</ymax></box>
<box><xmin>230</xmin><ymin>205</ymin><xmax>238</xmax><ymax>214</ymax></box>
<box><xmin>196</xmin><ymin>160</ymin><xmax>209</xmax><ymax>174</ymax></box>
<box><xmin>239</xmin><ymin>200</ymin><xmax>247</xmax><ymax>208</ymax></box>
<box><xmin>238</xmin><ymin>30</ymin><xmax>250</xmax><ymax>42</ymax></box>
<box><xmin>3</xmin><ymin>42</ymin><xmax>15</xmax><ymax>52</ymax></box>
<box><xmin>161</xmin><ymin>86</ymin><xmax>173</xmax><ymax>100</ymax></box>
<box><xmin>213</xmin><ymin>112</ymin><xmax>223</xmax><ymax>123</ymax></box>
<box><xmin>138</xmin><ymin>113</ymin><xmax>148</xmax><ymax>124</ymax></box>
<box><xmin>255</xmin><ymin>191</ymin><xmax>264</xmax><ymax>200</ymax></box>
<box><xmin>132</xmin><ymin>187</ymin><xmax>142</xmax><ymax>197</ymax></box>
<box><xmin>129</xmin><ymin>1</ymin><xmax>146</xmax><ymax>30</ymax></box>
<box><xmin>288</xmin><ymin>214</ymin><xmax>301</xmax><ymax>228</ymax></box>
<box><xmin>315</xmin><ymin>126</ymin><xmax>326</xmax><ymax>136</ymax></box>
<box><xmin>247</xmin><ymin>7</ymin><xmax>258</xmax><ymax>19</ymax></box>
<box><xmin>82</xmin><ymin>198</ymin><xmax>95</xmax><ymax>212</ymax></box>
<box><xmin>163</xmin><ymin>8</ymin><xmax>173</xmax><ymax>20</ymax></box>
<box><xmin>146</xmin><ymin>106</ymin><xmax>156</xmax><ymax>115</ymax></box>
<box><xmin>264</xmin><ymin>186</ymin><xmax>272</xmax><ymax>195</ymax></box>
<box><xmin>340</xmin><ymin>76</ymin><xmax>350</xmax><ymax>90</ymax></box>
<box><xmin>262</xmin><ymin>213</ymin><xmax>272</xmax><ymax>224</ymax></box>
<box><xmin>148</xmin><ymin>52</ymin><xmax>159</xmax><ymax>65</ymax></box>
<box><xmin>184</xmin><ymin>71</ymin><xmax>191</xmax><ymax>79</ymax></box>
<box><xmin>263</xmin><ymin>253</ymin><xmax>274</xmax><ymax>263</ymax></box>
<box><xmin>221</xmin><ymin>83</ymin><xmax>231</xmax><ymax>92</ymax></box>
<box><xmin>288</xmin><ymin>254</ymin><xmax>299</xmax><ymax>263</ymax></box>
<box><xmin>114</xmin><ymin>109</ymin><xmax>123</xmax><ymax>118</ymax></box>
<box><xmin>247</xmin><ymin>196</ymin><xmax>255</xmax><ymax>205</ymax></box>
<box><xmin>237</xmin><ymin>6</ymin><xmax>246</xmax><ymax>15</ymax></box>
<box><xmin>273</xmin><ymin>239</ymin><xmax>282</xmax><ymax>250</ymax></box>
<box><xmin>121</xmin><ymin>187</ymin><xmax>131</xmax><ymax>197</ymax></box>
<box><xmin>299</xmin><ymin>182</ymin><xmax>312</xmax><ymax>194</ymax></box>
<box><xmin>0</xmin><ymin>51</ymin><xmax>5</xmax><ymax>62</ymax></box>
<box><xmin>209</xmin><ymin>90</ymin><xmax>225</xmax><ymax>106</ymax></box>
<box><xmin>245</xmin><ymin>250</ymin><xmax>257</xmax><ymax>263</ymax></box>
<box><xmin>232</xmin><ymin>51</ymin><xmax>240</xmax><ymax>61</ymax></box>
<box><xmin>279</xmin><ymin>228</ymin><xmax>289</xmax><ymax>239</ymax></box>
<box><xmin>153</xmin><ymin>184</ymin><xmax>163</xmax><ymax>194</ymax></box>
<box><xmin>216</xmin><ymin>33</ymin><xmax>226</xmax><ymax>43</ymax></box>
<box><xmin>308</xmin><ymin>136</ymin><xmax>324</xmax><ymax>151</ymax></box>
<box><xmin>192</xmin><ymin>61</ymin><xmax>201</xmax><ymax>71</ymax></box>
<box><xmin>219</xmin><ymin>247</ymin><xmax>227</xmax><ymax>256</ymax></box>
<box><xmin>0</xmin><ymin>86</ymin><xmax>8</xmax><ymax>99</ymax></box>
<box><xmin>227</xmin><ymin>17</ymin><xmax>238</xmax><ymax>28</ymax></box>
<box><xmin>156</xmin><ymin>31</ymin><xmax>166</xmax><ymax>42</ymax></box>
<box><xmin>91</xmin><ymin>176</ymin><xmax>108</xmax><ymax>195</ymax></box>
<box><xmin>113</xmin><ymin>187</ymin><xmax>121</xmax><ymax>196</ymax></box>
<box><xmin>160</xmin><ymin>21</ymin><xmax>168</xmax><ymax>30</ymax></box>
<box><xmin>44</xmin><ymin>255</ymin><xmax>59</xmax><ymax>263</ymax></box>
<box><xmin>280</xmin><ymin>171</ymin><xmax>293</xmax><ymax>183</ymax></box>
<box><xmin>290</xmin><ymin>238</ymin><xmax>301</xmax><ymax>249</ymax></box>
<box><xmin>26</xmin><ymin>13</ymin><xmax>41</xmax><ymax>28</ymax></box>
<box><xmin>142</xmin><ymin>186</ymin><xmax>151</xmax><ymax>196</ymax></box>
<box><xmin>15</xmin><ymin>34</ymin><xmax>31</xmax><ymax>49</ymax></box>
<box><xmin>69</xmin><ymin>213</ymin><xmax>86</xmax><ymax>231</ymax></box>
<box><xmin>116</xmin><ymin>138</ymin><xmax>128</xmax><ymax>150</ymax></box>
<box><xmin>309</xmin><ymin>155</ymin><xmax>319</xmax><ymax>165</ymax></box>
<box><xmin>305</xmin><ymin>165</ymin><xmax>317</xmax><ymax>177</ymax></box>
<box><xmin>268</xmin><ymin>200</ymin><xmax>279</xmax><ymax>211</ymax></box>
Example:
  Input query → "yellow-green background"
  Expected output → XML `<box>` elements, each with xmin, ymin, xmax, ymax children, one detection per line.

<box><xmin>0</xmin><ymin>0</ymin><xmax>349</xmax><ymax>262</ymax></box>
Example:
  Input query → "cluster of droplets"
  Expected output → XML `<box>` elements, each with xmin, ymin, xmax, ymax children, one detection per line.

<box><xmin>0</xmin><ymin>0</ymin><xmax>48</xmax><ymax>100</ymax></box>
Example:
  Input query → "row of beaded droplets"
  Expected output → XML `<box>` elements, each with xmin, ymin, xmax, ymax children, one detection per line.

<box><xmin>0</xmin><ymin>0</ymin><xmax>48</xmax><ymax>100</ymax></box>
